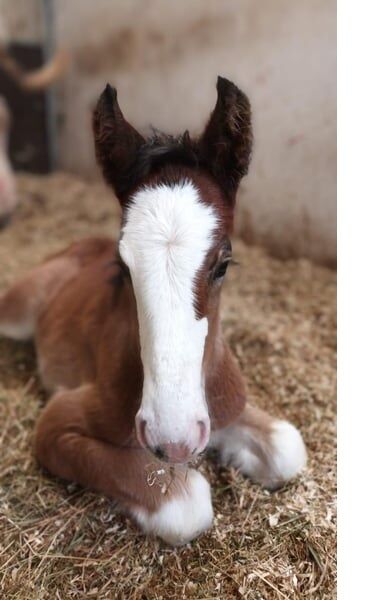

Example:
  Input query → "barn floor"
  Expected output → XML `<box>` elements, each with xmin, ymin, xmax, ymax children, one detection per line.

<box><xmin>0</xmin><ymin>174</ymin><xmax>336</xmax><ymax>599</ymax></box>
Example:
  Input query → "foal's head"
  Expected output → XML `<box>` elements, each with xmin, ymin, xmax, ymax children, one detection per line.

<box><xmin>93</xmin><ymin>76</ymin><xmax>252</xmax><ymax>464</ymax></box>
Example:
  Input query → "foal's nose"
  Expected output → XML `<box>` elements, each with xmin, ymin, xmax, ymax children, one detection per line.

<box><xmin>154</xmin><ymin>442</ymin><xmax>193</xmax><ymax>463</ymax></box>
<box><xmin>136</xmin><ymin>416</ymin><xmax>210</xmax><ymax>464</ymax></box>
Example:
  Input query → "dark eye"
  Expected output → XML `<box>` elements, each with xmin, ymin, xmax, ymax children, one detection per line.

<box><xmin>213</xmin><ymin>260</ymin><xmax>230</xmax><ymax>281</ymax></box>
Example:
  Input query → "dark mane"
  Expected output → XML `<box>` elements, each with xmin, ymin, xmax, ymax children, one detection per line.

<box><xmin>140</xmin><ymin>130</ymin><xmax>199</xmax><ymax>169</ymax></box>
<box><xmin>116</xmin><ymin>130</ymin><xmax>202</xmax><ymax>199</ymax></box>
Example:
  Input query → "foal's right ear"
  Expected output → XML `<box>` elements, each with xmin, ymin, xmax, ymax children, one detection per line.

<box><xmin>93</xmin><ymin>84</ymin><xmax>145</xmax><ymax>202</ymax></box>
<box><xmin>199</xmin><ymin>76</ymin><xmax>252</xmax><ymax>204</ymax></box>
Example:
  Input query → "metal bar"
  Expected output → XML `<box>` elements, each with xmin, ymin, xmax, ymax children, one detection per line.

<box><xmin>42</xmin><ymin>0</ymin><xmax>57</xmax><ymax>170</ymax></box>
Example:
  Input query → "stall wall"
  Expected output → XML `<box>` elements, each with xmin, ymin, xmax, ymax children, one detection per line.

<box><xmin>1</xmin><ymin>0</ymin><xmax>336</xmax><ymax>265</ymax></box>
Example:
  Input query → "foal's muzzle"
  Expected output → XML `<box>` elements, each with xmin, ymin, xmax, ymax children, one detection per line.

<box><xmin>135</xmin><ymin>415</ymin><xmax>210</xmax><ymax>464</ymax></box>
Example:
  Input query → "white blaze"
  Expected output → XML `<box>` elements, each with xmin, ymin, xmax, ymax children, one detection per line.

<box><xmin>119</xmin><ymin>181</ymin><xmax>217</xmax><ymax>446</ymax></box>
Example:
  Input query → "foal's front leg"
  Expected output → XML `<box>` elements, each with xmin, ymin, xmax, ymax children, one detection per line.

<box><xmin>207</xmin><ymin>345</ymin><xmax>307</xmax><ymax>489</ymax></box>
<box><xmin>35</xmin><ymin>385</ymin><xmax>213</xmax><ymax>545</ymax></box>
<box><xmin>210</xmin><ymin>403</ymin><xmax>307</xmax><ymax>490</ymax></box>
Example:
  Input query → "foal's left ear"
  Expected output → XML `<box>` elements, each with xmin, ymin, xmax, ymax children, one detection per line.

<box><xmin>93</xmin><ymin>84</ymin><xmax>145</xmax><ymax>202</ymax></box>
<box><xmin>199</xmin><ymin>76</ymin><xmax>252</xmax><ymax>204</ymax></box>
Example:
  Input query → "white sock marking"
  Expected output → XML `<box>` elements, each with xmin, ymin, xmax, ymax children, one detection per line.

<box><xmin>210</xmin><ymin>419</ymin><xmax>307</xmax><ymax>489</ymax></box>
<box><xmin>129</xmin><ymin>469</ymin><xmax>213</xmax><ymax>545</ymax></box>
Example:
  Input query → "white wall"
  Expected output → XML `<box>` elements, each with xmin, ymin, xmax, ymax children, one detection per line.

<box><xmin>1</xmin><ymin>0</ymin><xmax>336</xmax><ymax>265</ymax></box>
<box><xmin>0</xmin><ymin>0</ymin><xmax>42</xmax><ymax>43</ymax></box>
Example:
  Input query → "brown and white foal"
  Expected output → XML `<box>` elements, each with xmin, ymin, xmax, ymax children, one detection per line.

<box><xmin>0</xmin><ymin>77</ymin><xmax>306</xmax><ymax>545</ymax></box>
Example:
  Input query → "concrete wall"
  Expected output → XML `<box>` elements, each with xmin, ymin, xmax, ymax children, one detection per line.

<box><xmin>0</xmin><ymin>0</ymin><xmax>42</xmax><ymax>43</ymax></box>
<box><xmin>1</xmin><ymin>0</ymin><xmax>336</xmax><ymax>265</ymax></box>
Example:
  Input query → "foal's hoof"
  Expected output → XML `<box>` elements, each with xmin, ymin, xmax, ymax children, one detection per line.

<box><xmin>243</xmin><ymin>420</ymin><xmax>307</xmax><ymax>490</ymax></box>
<box><xmin>212</xmin><ymin>419</ymin><xmax>307</xmax><ymax>490</ymax></box>
<box><xmin>130</xmin><ymin>469</ymin><xmax>213</xmax><ymax>546</ymax></box>
<box><xmin>264</xmin><ymin>420</ymin><xmax>307</xmax><ymax>490</ymax></box>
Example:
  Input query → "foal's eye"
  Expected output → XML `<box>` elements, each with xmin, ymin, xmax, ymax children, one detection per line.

<box><xmin>213</xmin><ymin>260</ymin><xmax>230</xmax><ymax>281</ymax></box>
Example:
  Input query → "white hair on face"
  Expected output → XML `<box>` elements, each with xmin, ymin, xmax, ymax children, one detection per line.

<box><xmin>119</xmin><ymin>181</ymin><xmax>217</xmax><ymax>447</ymax></box>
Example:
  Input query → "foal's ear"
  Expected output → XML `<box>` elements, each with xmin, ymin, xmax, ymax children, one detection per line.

<box><xmin>199</xmin><ymin>76</ymin><xmax>252</xmax><ymax>203</ymax></box>
<box><xmin>93</xmin><ymin>84</ymin><xmax>145</xmax><ymax>202</ymax></box>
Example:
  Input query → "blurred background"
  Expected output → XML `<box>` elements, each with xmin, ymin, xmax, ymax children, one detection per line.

<box><xmin>0</xmin><ymin>0</ymin><xmax>336</xmax><ymax>265</ymax></box>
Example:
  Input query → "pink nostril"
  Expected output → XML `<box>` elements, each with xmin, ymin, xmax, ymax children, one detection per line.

<box><xmin>136</xmin><ymin>418</ymin><xmax>148</xmax><ymax>449</ymax></box>
<box><xmin>197</xmin><ymin>419</ymin><xmax>210</xmax><ymax>451</ymax></box>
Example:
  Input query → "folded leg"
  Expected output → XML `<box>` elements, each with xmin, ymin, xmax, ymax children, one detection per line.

<box><xmin>35</xmin><ymin>384</ymin><xmax>213</xmax><ymax>545</ymax></box>
<box><xmin>0</xmin><ymin>238</ymin><xmax>112</xmax><ymax>341</ymax></box>
<box><xmin>209</xmin><ymin>403</ymin><xmax>307</xmax><ymax>490</ymax></box>
<box><xmin>0</xmin><ymin>254</ymin><xmax>81</xmax><ymax>340</ymax></box>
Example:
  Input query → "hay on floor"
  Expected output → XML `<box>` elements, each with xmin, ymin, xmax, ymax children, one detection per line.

<box><xmin>0</xmin><ymin>174</ymin><xmax>336</xmax><ymax>599</ymax></box>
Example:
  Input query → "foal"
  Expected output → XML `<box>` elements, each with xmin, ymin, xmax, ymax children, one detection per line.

<box><xmin>0</xmin><ymin>77</ymin><xmax>306</xmax><ymax>545</ymax></box>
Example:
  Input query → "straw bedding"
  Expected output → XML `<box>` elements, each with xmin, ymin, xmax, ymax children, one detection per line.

<box><xmin>0</xmin><ymin>174</ymin><xmax>336</xmax><ymax>599</ymax></box>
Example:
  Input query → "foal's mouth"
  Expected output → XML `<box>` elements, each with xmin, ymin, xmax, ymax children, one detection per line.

<box><xmin>142</xmin><ymin>438</ymin><xmax>204</xmax><ymax>465</ymax></box>
<box><xmin>135</xmin><ymin>413</ymin><xmax>210</xmax><ymax>465</ymax></box>
<box><xmin>136</xmin><ymin>420</ymin><xmax>209</xmax><ymax>465</ymax></box>
<box><xmin>152</xmin><ymin>443</ymin><xmax>201</xmax><ymax>465</ymax></box>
